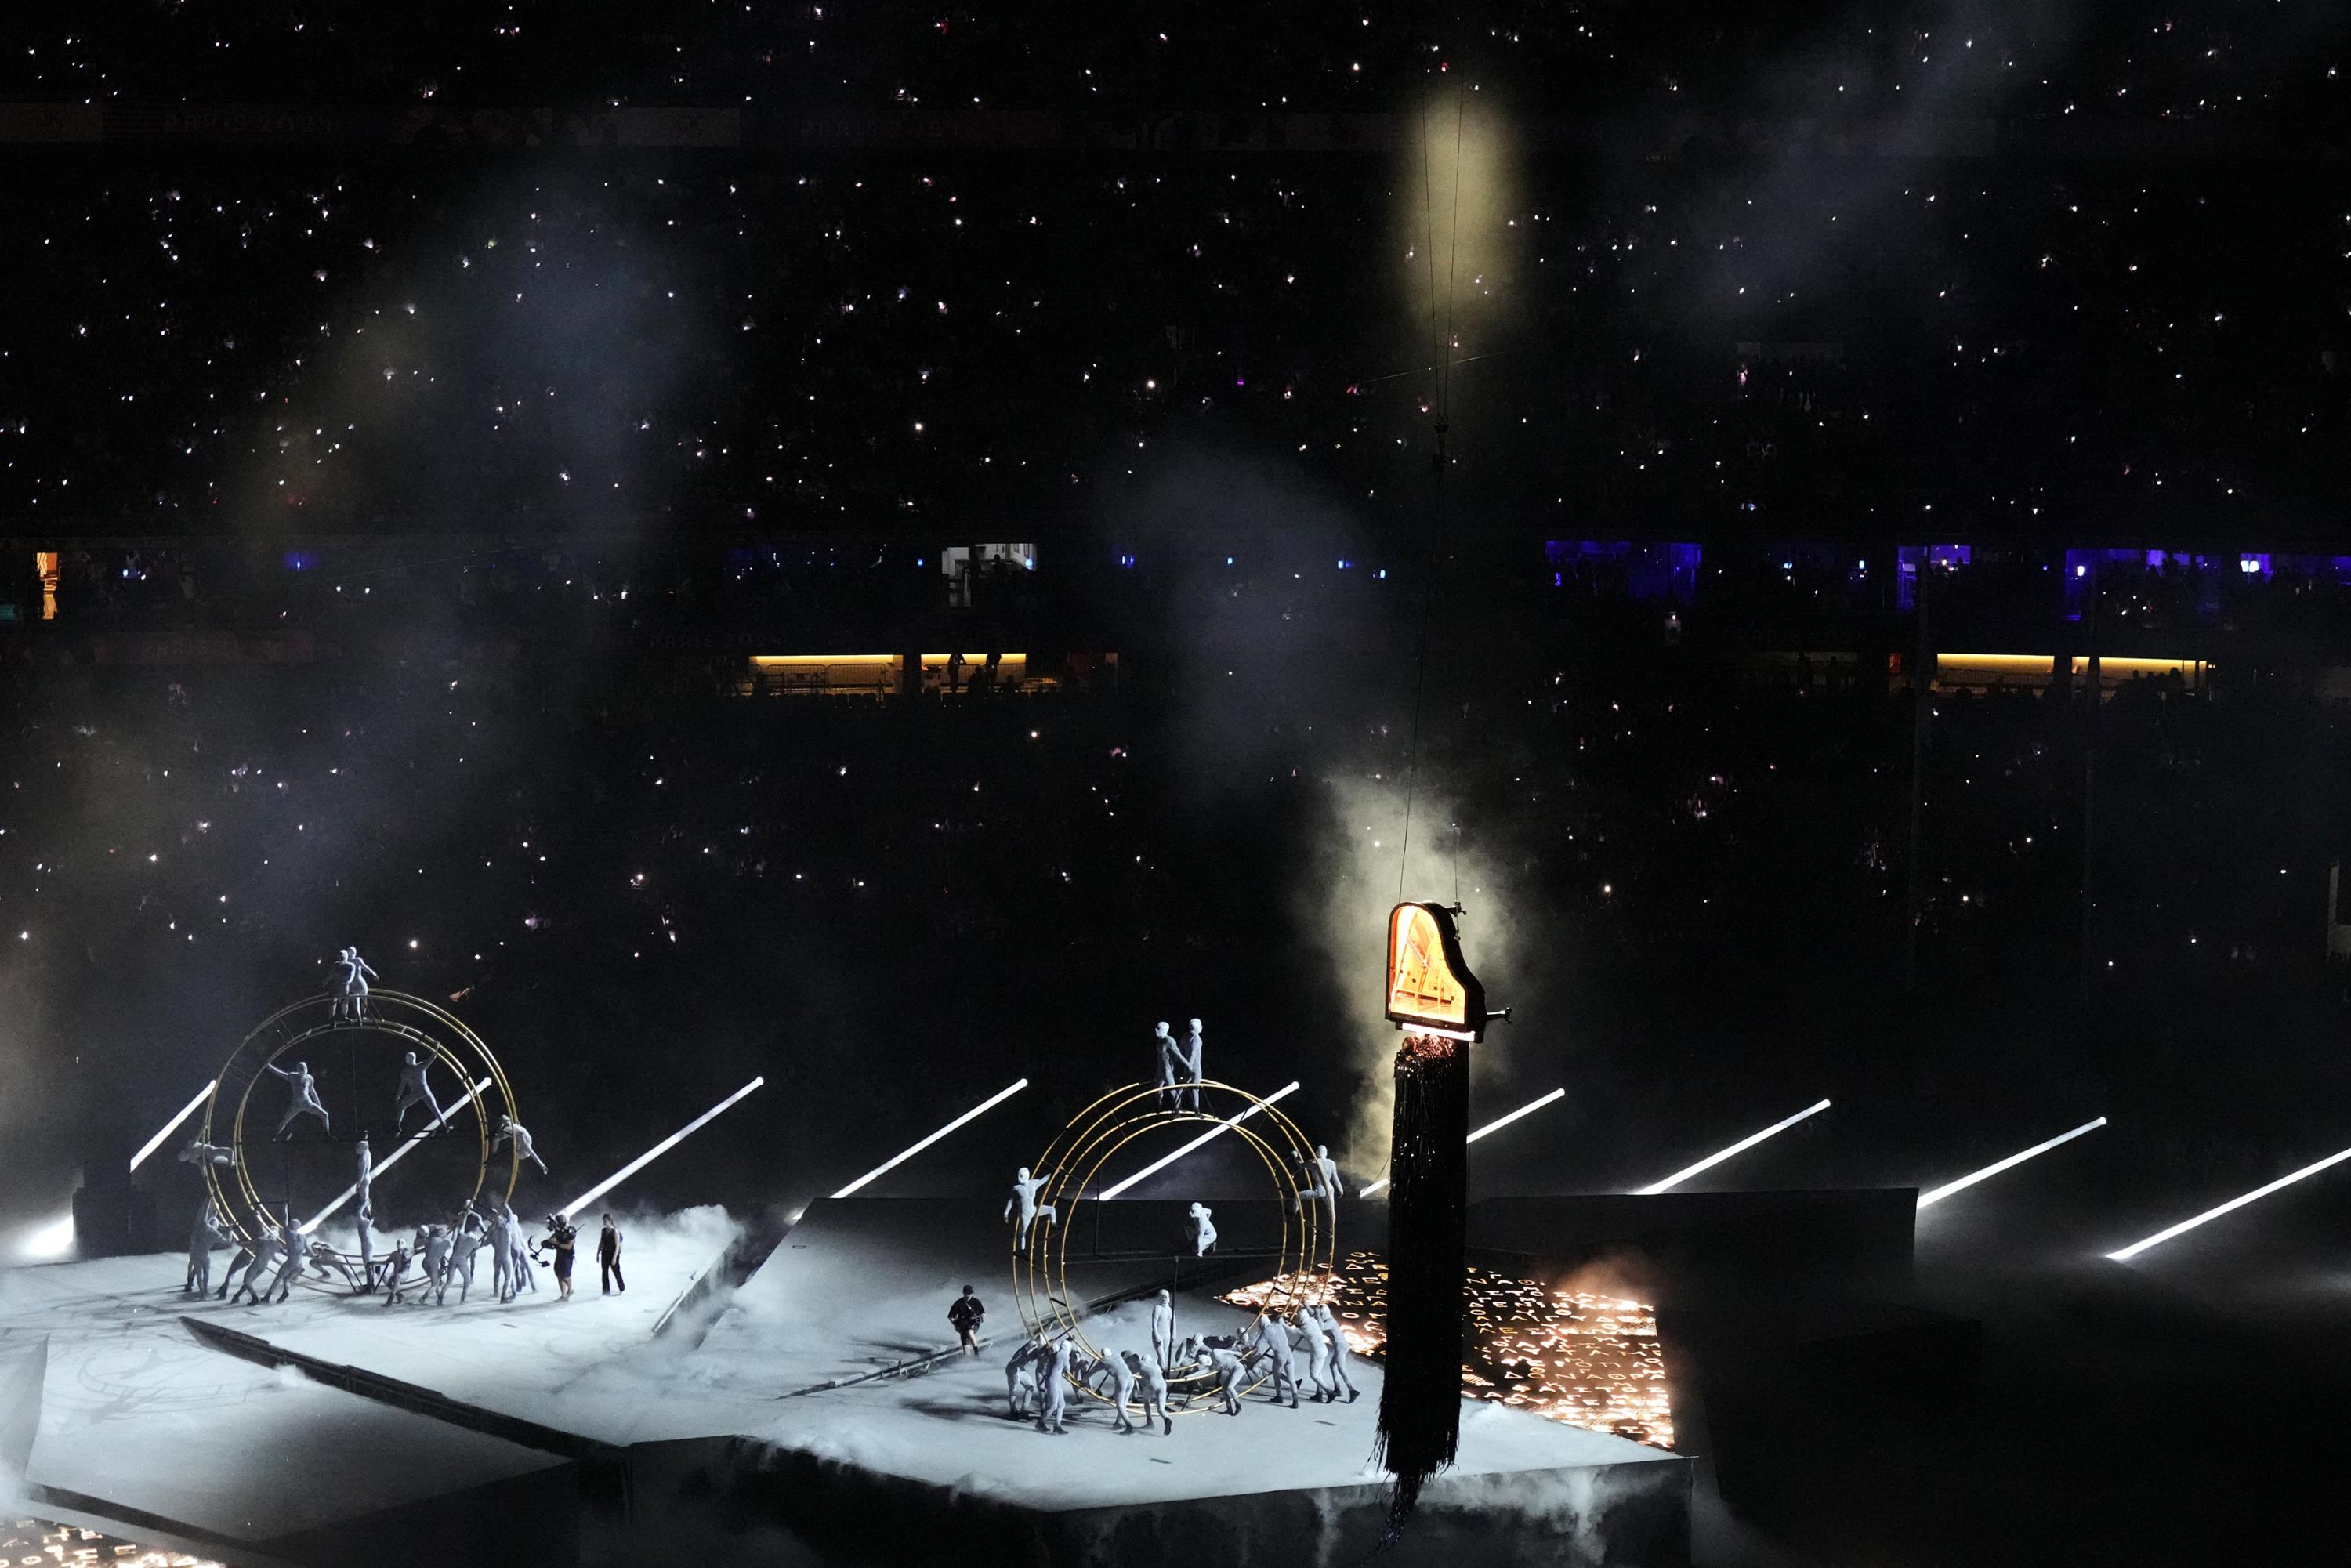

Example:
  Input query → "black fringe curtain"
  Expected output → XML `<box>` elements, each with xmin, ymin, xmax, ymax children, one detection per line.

<box><xmin>1373</xmin><ymin>1032</ymin><xmax>1471</xmax><ymax>1537</ymax></box>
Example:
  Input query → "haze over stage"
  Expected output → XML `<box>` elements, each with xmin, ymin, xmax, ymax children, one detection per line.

<box><xmin>1</xmin><ymin>1202</ymin><xmax>1689</xmax><ymax>1566</ymax></box>
<box><xmin>683</xmin><ymin>1198</ymin><xmax>1691</xmax><ymax>1564</ymax></box>
<box><xmin>237</xmin><ymin>1205</ymin><xmax>752</xmax><ymax>1443</ymax></box>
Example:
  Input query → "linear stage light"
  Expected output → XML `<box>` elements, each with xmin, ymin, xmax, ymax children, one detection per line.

<box><xmin>1916</xmin><ymin>1117</ymin><xmax>2107</xmax><ymax>1210</ymax></box>
<box><xmin>2106</xmin><ymin>1141</ymin><xmax>2351</xmax><ymax>1262</ymax></box>
<box><xmin>561</xmin><ymin>1076</ymin><xmax>767</xmax><ymax>1220</ymax></box>
<box><xmin>1360</xmin><ymin>1086</ymin><xmax>1569</xmax><ymax>1198</ymax></box>
<box><xmin>1099</xmin><ymin>1081</ymin><xmax>1301</xmax><ymax>1200</ymax></box>
<box><xmin>1636</xmin><ymin>1099</ymin><xmax>1831</xmax><ymax>1196</ymax></box>
<box><xmin>129</xmin><ymin>1080</ymin><xmax>217</xmax><ymax>1172</ymax></box>
<box><xmin>300</xmin><ymin>1078</ymin><xmax>492</xmax><ymax>1234</ymax></box>
<box><xmin>830</xmin><ymin>1077</ymin><xmax>1029</xmax><ymax>1200</ymax></box>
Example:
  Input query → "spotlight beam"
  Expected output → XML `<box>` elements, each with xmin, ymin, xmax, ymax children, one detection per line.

<box><xmin>301</xmin><ymin>1077</ymin><xmax>491</xmax><ymax>1235</ymax></box>
<box><xmin>1917</xmin><ymin>1117</ymin><xmax>2108</xmax><ymax>1209</ymax></box>
<box><xmin>1099</xmin><ymin>1082</ymin><xmax>1300</xmax><ymax>1200</ymax></box>
<box><xmin>2106</xmin><ymin>1142</ymin><xmax>2351</xmax><ymax>1262</ymax></box>
<box><xmin>830</xmin><ymin>1077</ymin><xmax>1030</xmax><ymax>1200</ymax></box>
<box><xmin>561</xmin><ymin>1076</ymin><xmax>766</xmax><ymax>1220</ymax></box>
<box><xmin>129</xmin><ymin>1081</ymin><xmax>216</xmax><ymax>1172</ymax></box>
<box><xmin>1361</xmin><ymin>1086</ymin><xmax>1567</xmax><ymax>1197</ymax></box>
<box><xmin>1636</xmin><ymin>1099</ymin><xmax>1831</xmax><ymax>1196</ymax></box>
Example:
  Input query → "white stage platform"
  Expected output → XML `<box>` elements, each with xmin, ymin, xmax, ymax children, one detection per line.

<box><xmin>1</xmin><ymin>1200</ymin><xmax>1691</xmax><ymax>1566</ymax></box>
<box><xmin>0</xmin><ymin>1252</ymin><xmax>577</xmax><ymax>1568</ymax></box>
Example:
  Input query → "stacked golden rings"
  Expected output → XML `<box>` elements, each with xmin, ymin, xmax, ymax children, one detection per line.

<box><xmin>202</xmin><ymin>990</ymin><xmax>518</xmax><ymax>1289</ymax></box>
<box><xmin>1010</xmin><ymin>1079</ymin><xmax>1335</xmax><ymax>1413</ymax></box>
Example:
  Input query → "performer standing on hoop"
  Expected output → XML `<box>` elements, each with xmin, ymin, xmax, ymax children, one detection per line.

<box><xmin>332</xmin><ymin>946</ymin><xmax>379</xmax><ymax>1021</ymax></box>
<box><xmin>1179</xmin><ymin>1018</ymin><xmax>1205</xmax><ymax>1111</ymax></box>
<box><xmin>1151</xmin><ymin>1021</ymin><xmax>1180</xmax><ymax>1106</ymax></box>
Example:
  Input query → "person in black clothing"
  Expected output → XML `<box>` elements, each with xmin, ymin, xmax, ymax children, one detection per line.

<box><xmin>535</xmin><ymin>1214</ymin><xmax>578</xmax><ymax>1301</ymax></box>
<box><xmin>949</xmin><ymin>1284</ymin><xmax>985</xmax><ymax>1355</ymax></box>
<box><xmin>598</xmin><ymin>1214</ymin><xmax>625</xmax><ymax>1295</ymax></box>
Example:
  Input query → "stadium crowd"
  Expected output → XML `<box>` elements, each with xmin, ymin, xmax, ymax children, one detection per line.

<box><xmin>0</xmin><ymin>0</ymin><xmax>2346</xmax><ymax>1256</ymax></box>
<box><xmin>5</xmin><ymin>540</ymin><xmax>2349</xmax><ymax>1238</ymax></box>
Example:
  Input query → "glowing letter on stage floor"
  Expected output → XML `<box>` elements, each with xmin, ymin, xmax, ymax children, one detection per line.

<box><xmin>301</xmin><ymin>1078</ymin><xmax>492</xmax><ymax>1234</ymax></box>
<box><xmin>1917</xmin><ymin>1117</ymin><xmax>2107</xmax><ymax>1210</ymax></box>
<box><xmin>1361</xmin><ymin>1086</ymin><xmax>1567</xmax><ymax>1197</ymax></box>
<box><xmin>129</xmin><ymin>1081</ymin><xmax>217</xmax><ymax>1172</ymax></box>
<box><xmin>1636</xmin><ymin>1099</ymin><xmax>1831</xmax><ymax>1196</ymax></box>
<box><xmin>1099</xmin><ymin>1081</ymin><xmax>1300</xmax><ymax>1200</ymax></box>
<box><xmin>561</xmin><ymin>1076</ymin><xmax>766</xmax><ymax>1219</ymax></box>
<box><xmin>2106</xmin><ymin>1141</ymin><xmax>2351</xmax><ymax>1262</ymax></box>
<box><xmin>831</xmin><ymin>1077</ymin><xmax>1029</xmax><ymax>1199</ymax></box>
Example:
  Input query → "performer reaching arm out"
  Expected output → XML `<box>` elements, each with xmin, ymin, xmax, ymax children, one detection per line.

<box><xmin>264</xmin><ymin>1061</ymin><xmax>330</xmax><ymax>1139</ymax></box>
<box><xmin>184</xmin><ymin>1200</ymin><xmax>230</xmax><ymax>1295</ymax></box>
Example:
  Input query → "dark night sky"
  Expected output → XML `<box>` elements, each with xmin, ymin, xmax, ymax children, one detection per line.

<box><xmin>0</xmin><ymin>0</ymin><xmax>2346</xmax><ymax>1326</ymax></box>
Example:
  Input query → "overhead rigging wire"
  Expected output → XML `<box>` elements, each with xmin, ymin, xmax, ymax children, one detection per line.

<box><xmin>1395</xmin><ymin>81</ymin><xmax>1471</xmax><ymax>904</ymax></box>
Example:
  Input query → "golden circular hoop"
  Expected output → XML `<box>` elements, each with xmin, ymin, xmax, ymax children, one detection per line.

<box><xmin>1010</xmin><ymin>1079</ymin><xmax>1338</xmax><ymax>1414</ymax></box>
<box><xmin>201</xmin><ymin>990</ymin><xmax>518</xmax><ymax>1289</ymax></box>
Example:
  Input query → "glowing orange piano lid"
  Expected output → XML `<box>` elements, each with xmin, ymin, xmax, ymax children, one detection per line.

<box><xmin>1385</xmin><ymin>901</ymin><xmax>1488</xmax><ymax>1041</ymax></box>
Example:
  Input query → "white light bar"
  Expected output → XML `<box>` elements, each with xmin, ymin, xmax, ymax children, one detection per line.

<box><xmin>1100</xmin><ymin>1082</ymin><xmax>1300</xmax><ymax>1200</ymax></box>
<box><xmin>1917</xmin><ymin>1117</ymin><xmax>2107</xmax><ymax>1210</ymax></box>
<box><xmin>831</xmin><ymin>1077</ymin><xmax>1029</xmax><ymax>1199</ymax></box>
<box><xmin>1637</xmin><ymin>1099</ymin><xmax>1831</xmax><ymax>1195</ymax></box>
<box><xmin>560</xmin><ymin>1076</ymin><xmax>766</xmax><ymax>1220</ymax></box>
<box><xmin>129</xmin><ymin>1081</ymin><xmax>216</xmax><ymax>1172</ymax></box>
<box><xmin>2106</xmin><ymin>1142</ymin><xmax>2351</xmax><ymax>1262</ymax></box>
<box><xmin>301</xmin><ymin>1078</ymin><xmax>491</xmax><ymax>1234</ymax></box>
<box><xmin>1361</xmin><ymin>1086</ymin><xmax>1568</xmax><ymax>1197</ymax></box>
